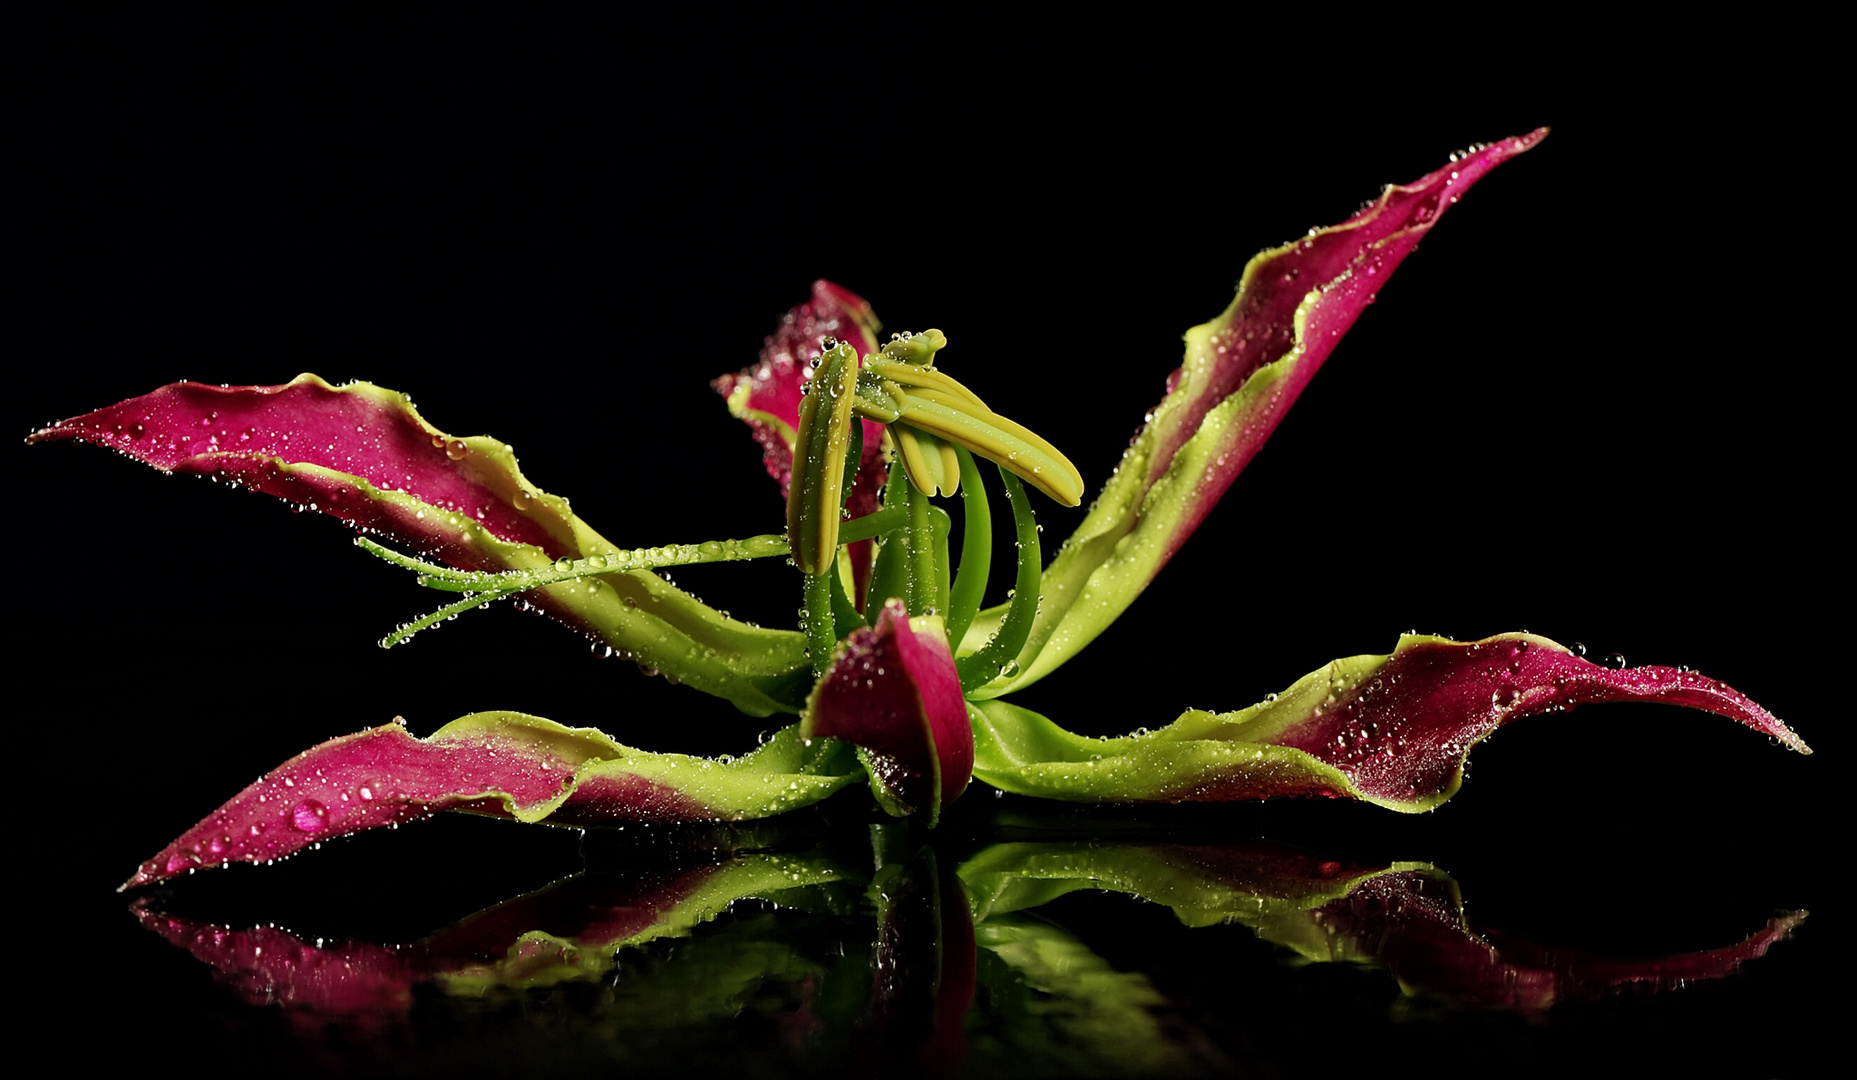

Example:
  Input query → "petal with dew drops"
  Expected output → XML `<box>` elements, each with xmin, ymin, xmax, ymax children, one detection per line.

<box><xmin>125</xmin><ymin>713</ymin><xmax>860</xmax><ymax>888</ymax></box>
<box><xmin>802</xmin><ymin>599</ymin><xmax>974</xmax><ymax>824</ymax></box>
<box><xmin>969</xmin><ymin>131</ymin><xmax>1550</xmax><ymax>695</ymax></box>
<box><xmin>972</xmin><ymin>632</ymin><xmax>1806</xmax><ymax>811</ymax></box>
<box><xmin>29</xmin><ymin>373</ymin><xmax>810</xmax><ymax>714</ymax></box>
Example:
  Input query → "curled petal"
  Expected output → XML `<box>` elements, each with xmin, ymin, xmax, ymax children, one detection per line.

<box><xmin>803</xmin><ymin>599</ymin><xmax>974</xmax><ymax>823</ymax></box>
<box><xmin>972</xmin><ymin>131</ymin><xmax>1550</xmax><ymax>694</ymax></box>
<box><xmin>713</xmin><ymin>279</ymin><xmax>883</xmax><ymax>502</ymax></box>
<box><xmin>30</xmin><ymin>374</ymin><xmax>808</xmax><ymax>713</ymax></box>
<box><xmin>972</xmin><ymin>632</ymin><xmax>1807</xmax><ymax>811</ymax></box>
<box><xmin>126</xmin><ymin>714</ymin><xmax>860</xmax><ymax>888</ymax></box>
<box><xmin>28</xmin><ymin>373</ymin><xmax>576</xmax><ymax>560</ymax></box>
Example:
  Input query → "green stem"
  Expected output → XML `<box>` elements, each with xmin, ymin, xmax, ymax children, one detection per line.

<box><xmin>838</xmin><ymin>503</ymin><xmax>905</xmax><ymax>545</ymax></box>
<box><xmin>957</xmin><ymin>467</ymin><xmax>1041</xmax><ymax>693</ymax></box>
<box><xmin>905</xmin><ymin>476</ymin><xmax>937</xmax><ymax>615</ymax></box>
<box><xmin>803</xmin><ymin>568</ymin><xmax>837</xmax><ymax>678</ymax></box>
<box><xmin>358</xmin><ymin>534</ymin><xmax>791</xmax><ymax>594</ymax></box>
<box><xmin>943</xmin><ymin>446</ymin><xmax>991</xmax><ymax>652</ymax></box>
<box><xmin>864</xmin><ymin>456</ymin><xmax>911</xmax><ymax>622</ymax></box>
<box><xmin>380</xmin><ymin>593</ymin><xmax>502</xmax><ymax>649</ymax></box>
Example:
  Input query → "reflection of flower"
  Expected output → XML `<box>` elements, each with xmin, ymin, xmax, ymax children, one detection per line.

<box><xmin>30</xmin><ymin>130</ymin><xmax>1807</xmax><ymax>888</ymax></box>
<box><xmin>133</xmin><ymin>833</ymin><xmax>1806</xmax><ymax>1045</ymax></box>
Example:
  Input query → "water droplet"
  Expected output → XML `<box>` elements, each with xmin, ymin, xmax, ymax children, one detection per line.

<box><xmin>445</xmin><ymin>438</ymin><xmax>470</xmax><ymax>461</ymax></box>
<box><xmin>290</xmin><ymin>800</ymin><xmax>329</xmax><ymax>833</ymax></box>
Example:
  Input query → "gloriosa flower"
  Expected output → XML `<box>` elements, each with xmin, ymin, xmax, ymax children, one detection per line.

<box><xmin>28</xmin><ymin>128</ymin><xmax>1809</xmax><ymax>888</ymax></box>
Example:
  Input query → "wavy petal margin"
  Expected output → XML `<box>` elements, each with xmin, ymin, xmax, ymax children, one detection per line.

<box><xmin>803</xmin><ymin>600</ymin><xmax>974</xmax><ymax>823</ymax></box>
<box><xmin>970</xmin><ymin>131</ymin><xmax>1550</xmax><ymax>695</ymax></box>
<box><xmin>29</xmin><ymin>374</ymin><xmax>810</xmax><ymax>714</ymax></box>
<box><xmin>972</xmin><ymin>632</ymin><xmax>1807</xmax><ymax>811</ymax></box>
<box><xmin>125</xmin><ymin>713</ymin><xmax>860</xmax><ymax>888</ymax></box>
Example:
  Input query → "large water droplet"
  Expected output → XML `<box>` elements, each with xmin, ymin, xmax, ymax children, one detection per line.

<box><xmin>291</xmin><ymin>800</ymin><xmax>329</xmax><ymax>833</ymax></box>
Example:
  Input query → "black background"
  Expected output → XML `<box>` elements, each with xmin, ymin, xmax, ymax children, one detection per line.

<box><xmin>15</xmin><ymin>16</ymin><xmax>1837</xmax><ymax>1075</ymax></box>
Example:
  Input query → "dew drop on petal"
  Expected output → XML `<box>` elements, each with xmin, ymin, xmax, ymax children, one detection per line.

<box><xmin>291</xmin><ymin>800</ymin><xmax>329</xmax><ymax>833</ymax></box>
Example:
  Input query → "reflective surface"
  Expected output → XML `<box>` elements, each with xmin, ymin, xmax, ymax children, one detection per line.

<box><xmin>100</xmin><ymin>798</ymin><xmax>1826</xmax><ymax>1077</ymax></box>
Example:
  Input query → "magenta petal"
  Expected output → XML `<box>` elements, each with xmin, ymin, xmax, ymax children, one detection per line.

<box><xmin>32</xmin><ymin>373</ymin><xmax>812</xmax><ymax>711</ymax></box>
<box><xmin>29</xmin><ymin>373</ymin><xmax>575</xmax><ymax>565</ymax></box>
<box><xmin>125</xmin><ymin>713</ymin><xmax>858</xmax><ymax>888</ymax></box>
<box><xmin>714</xmin><ymin>279</ymin><xmax>886</xmax><ymax>508</ymax></box>
<box><xmin>803</xmin><ymin>599</ymin><xmax>974</xmax><ymax>820</ymax></box>
<box><xmin>1263</xmin><ymin>634</ymin><xmax>1809</xmax><ymax>808</ymax></box>
<box><xmin>994</xmin><ymin>132</ymin><xmax>1551</xmax><ymax>694</ymax></box>
<box><xmin>972</xmin><ymin>633</ymin><xmax>1805</xmax><ymax>812</ymax></box>
<box><xmin>1148</xmin><ymin>131</ymin><xmax>1551</xmax><ymax>564</ymax></box>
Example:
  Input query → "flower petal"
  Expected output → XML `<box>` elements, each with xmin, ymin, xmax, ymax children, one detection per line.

<box><xmin>802</xmin><ymin>599</ymin><xmax>974</xmax><ymax>823</ymax></box>
<box><xmin>970</xmin><ymin>131</ymin><xmax>1550</xmax><ymax>695</ymax></box>
<box><xmin>971</xmin><ymin>632</ymin><xmax>1807</xmax><ymax>811</ymax></box>
<box><xmin>29</xmin><ymin>373</ymin><xmax>810</xmax><ymax>714</ymax></box>
<box><xmin>714</xmin><ymin>279</ymin><xmax>883</xmax><ymax>501</ymax></box>
<box><xmin>125</xmin><ymin>713</ymin><xmax>861</xmax><ymax>888</ymax></box>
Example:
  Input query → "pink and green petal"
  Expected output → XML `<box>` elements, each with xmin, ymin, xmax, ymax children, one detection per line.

<box><xmin>967</xmin><ymin>132</ymin><xmax>1550</xmax><ymax>696</ymax></box>
<box><xmin>30</xmin><ymin>374</ymin><xmax>811</xmax><ymax>714</ymax></box>
<box><xmin>126</xmin><ymin>713</ymin><xmax>861</xmax><ymax>888</ymax></box>
<box><xmin>971</xmin><ymin>632</ymin><xmax>1807</xmax><ymax>811</ymax></box>
<box><xmin>802</xmin><ymin>599</ymin><xmax>974</xmax><ymax>823</ymax></box>
<box><xmin>713</xmin><ymin>279</ymin><xmax>883</xmax><ymax>502</ymax></box>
